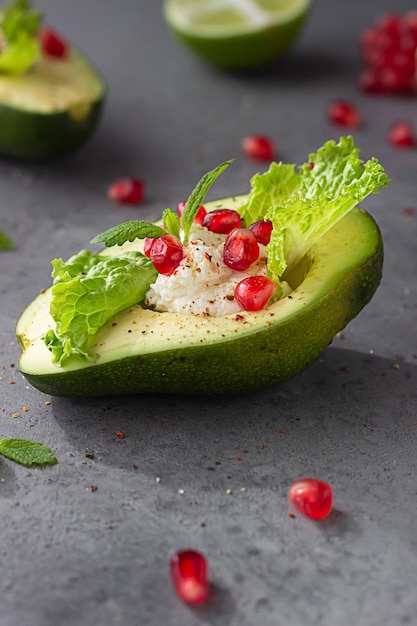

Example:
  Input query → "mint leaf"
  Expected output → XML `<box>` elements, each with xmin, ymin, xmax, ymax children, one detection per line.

<box><xmin>91</xmin><ymin>221</ymin><xmax>166</xmax><ymax>247</ymax></box>
<box><xmin>0</xmin><ymin>229</ymin><xmax>14</xmax><ymax>250</ymax></box>
<box><xmin>162</xmin><ymin>208</ymin><xmax>180</xmax><ymax>238</ymax></box>
<box><xmin>239</xmin><ymin>136</ymin><xmax>389</xmax><ymax>283</ymax></box>
<box><xmin>0</xmin><ymin>0</ymin><xmax>42</xmax><ymax>75</ymax></box>
<box><xmin>44</xmin><ymin>249</ymin><xmax>158</xmax><ymax>364</ymax></box>
<box><xmin>181</xmin><ymin>160</ymin><xmax>233</xmax><ymax>242</ymax></box>
<box><xmin>0</xmin><ymin>438</ymin><xmax>57</xmax><ymax>466</ymax></box>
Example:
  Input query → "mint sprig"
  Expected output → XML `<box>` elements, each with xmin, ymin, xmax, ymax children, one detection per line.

<box><xmin>91</xmin><ymin>221</ymin><xmax>166</xmax><ymax>248</ymax></box>
<box><xmin>92</xmin><ymin>160</ymin><xmax>233</xmax><ymax>248</ymax></box>
<box><xmin>0</xmin><ymin>438</ymin><xmax>57</xmax><ymax>467</ymax></box>
<box><xmin>180</xmin><ymin>160</ymin><xmax>232</xmax><ymax>242</ymax></box>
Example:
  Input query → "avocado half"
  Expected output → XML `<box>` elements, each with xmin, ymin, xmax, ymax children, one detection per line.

<box><xmin>16</xmin><ymin>195</ymin><xmax>383</xmax><ymax>397</ymax></box>
<box><xmin>0</xmin><ymin>48</ymin><xmax>105</xmax><ymax>160</ymax></box>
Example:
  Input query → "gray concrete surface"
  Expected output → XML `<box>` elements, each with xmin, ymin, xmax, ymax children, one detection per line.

<box><xmin>1</xmin><ymin>1</ymin><xmax>417</xmax><ymax>624</ymax></box>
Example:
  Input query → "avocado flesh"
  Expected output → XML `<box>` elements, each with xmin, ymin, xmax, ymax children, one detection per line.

<box><xmin>0</xmin><ymin>49</ymin><xmax>105</xmax><ymax>159</ymax></box>
<box><xmin>16</xmin><ymin>196</ymin><xmax>383</xmax><ymax>397</ymax></box>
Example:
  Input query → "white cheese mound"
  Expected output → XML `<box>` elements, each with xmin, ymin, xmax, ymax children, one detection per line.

<box><xmin>145</xmin><ymin>225</ymin><xmax>268</xmax><ymax>316</ymax></box>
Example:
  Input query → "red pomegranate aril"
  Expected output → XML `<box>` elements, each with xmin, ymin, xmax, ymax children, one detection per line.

<box><xmin>223</xmin><ymin>228</ymin><xmax>259</xmax><ymax>271</ymax></box>
<box><xmin>107</xmin><ymin>178</ymin><xmax>145</xmax><ymax>205</ymax></box>
<box><xmin>288</xmin><ymin>478</ymin><xmax>333</xmax><ymax>520</ymax></box>
<box><xmin>328</xmin><ymin>100</ymin><xmax>362</xmax><ymax>129</ymax></box>
<box><xmin>150</xmin><ymin>235</ymin><xmax>183</xmax><ymax>276</ymax></box>
<box><xmin>234</xmin><ymin>276</ymin><xmax>276</xmax><ymax>312</ymax></box>
<box><xmin>203</xmin><ymin>209</ymin><xmax>242</xmax><ymax>234</ymax></box>
<box><xmin>248</xmin><ymin>220</ymin><xmax>273</xmax><ymax>245</ymax></box>
<box><xmin>388</xmin><ymin>121</ymin><xmax>416</xmax><ymax>147</ymax></box>
<box><xmin>170</xmin><ymin>549</ymin><xmax>209</xmax><ymax>605</ymax></box>
<box><xmin>241</xmin><ymin>134</ymin><xmax>276</xmax><ymax>161</ymax></box>
<box><xmin>177</xmin><ymin>201</ymin><xmax>207</xmax><ymax>226</ymax></box>
<box><xmin>40</xmin><ymin>28</ymin><xmax>68</xmax><ymax>58</ymax></box>
<box><xmin>143</xmin><ymin>237</ymin><xmax>155</xmax><ymax>258</ymax></box>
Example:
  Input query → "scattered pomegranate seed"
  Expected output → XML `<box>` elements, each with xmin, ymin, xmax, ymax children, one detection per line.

<box><xmin>223</xmin><ymin>228</ymin><xmax>259</xmax><ymax>271</ymax></box>
<box><xmin>177</xmin><ymin>201</ymin><xmax>207</xmax><ymax>226</ymax></box>
<box><xmin>358</xmin><ymin>12</ymin><xmax>417</xmax><ymax>95</ymax></box>
<box><xmin>234</xmin><ymin>275</ymin><xmax>276</xmax><ymax>311</ymax></box>
<box><xmin>40</xmin><ymin>28</ymin><xmax>68</xmax><ymax>58</ymax></box>
<box><xmin>248</xmin><ymin>220</ymin><xmax>273</xmax><ymax>245</ymax></box>
<box><xmin>387</xmin><ymin>121</ymin><xmax>416</xmax><ymax>147</ymax></box>
<box><xmin>203</xmin><ymin>208</ymin><xmax>242</xmax><ymax>234</ymax></box>
<box><xmin>150</xmin><ymin>235</ymin><xmax>183</xmax><ymax>276</ymax></box>
<box><xmin>288</xmin><ymin>478</ymin><xmax>333</xmax><ymax>520</ymax></box>
<box><xmin>170</xmin><ymin>549</ymin><xmax>209</xmax><ymax>605</ymax></box>
<box><xmin>328</xmin><ymin>100</ymin><xmax>363</xmax><ymax>129</ymax></box>
<box><xmin>241</xmin><ymin>134</ymin><xmax>276</xmax><ymax>161</ymax></box>
<box><xmin>107</xmin><ymin>178</ymin><xmax>145</xmax><ymax>205</ymax></box>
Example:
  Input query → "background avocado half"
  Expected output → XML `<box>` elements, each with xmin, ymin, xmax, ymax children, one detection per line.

<box><xmin>0</xmin><ymin>48</ymin><xmax>105</xmax><ymax>160</ymax></box>
<box><xmin>16</xmin><ymin>195</ymin><xmax>383</xmax><ymax>397</ymax></box>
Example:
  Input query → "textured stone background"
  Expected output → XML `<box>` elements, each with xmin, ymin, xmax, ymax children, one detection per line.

<box><xmin>0</xmin><ymin>1</ymin><xmax>416</xmax><ymax>625</ymax></box>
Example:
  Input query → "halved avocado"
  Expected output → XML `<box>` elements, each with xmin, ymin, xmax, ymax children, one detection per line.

<box><xmin>0</xmin><ymin>48</ymin><xmax>105</xmax><ymax>159</ymax></box>
<box><xmin>16</xmin><ymin>195</ymin><xmax>383</xmax><ymax>397</ymax></box>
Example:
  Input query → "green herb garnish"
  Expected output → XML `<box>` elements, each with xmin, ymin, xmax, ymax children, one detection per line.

<box><xmin>91</xmin><ymin>160</ymin><xmax>233</xmax><ymax>248</ymax></box>
<box><xmin>0</xmin><ymin>0</ymin><xmax>42</xmax><ymax>75</ymax></box>
<box><xmin>0</xmin><ymin>438</ymin><xmax>57</xmax><ymax>466</ymax></box>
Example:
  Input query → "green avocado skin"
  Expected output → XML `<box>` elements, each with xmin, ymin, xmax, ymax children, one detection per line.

<box><xmin>20</xmin><ymin>232</ymin><xmax>383</xmax><ymax>397</ymax></box>
<box><xmin>0</xmin><ymin>98</ymin><xmax>104</xmax><ymax>160</ymax></box>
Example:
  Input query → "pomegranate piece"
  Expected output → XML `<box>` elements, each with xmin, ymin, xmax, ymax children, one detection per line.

<box><xmin>241</xmin><ymin>134</ymin><xmax>276</xmax><ymax>161</ymax></box>
<box><xmin>150</xmin><ymin>235</ymin><xmax>183</xmax><ymax>276</ymax></box>
<box><xmin>288</xmin><ymin>478</ymin><xmax>333</xmax><ymax>520</ymax></box>
<box><xmin>223</xmin><ymin>228</ymin><xmax>259</xmax><ymax>271</ymax></box>
<box><xmin>387</xmin><ymin>121</ymin><xmax>416</xmax><ymax>147</ymax></box>
<box><xmin>234</xmin><ymin>275</ymin><xmax>276</xmax><ymax>311</ymax></box>
<box><xmin>143</xmin><ymin>237</ymin><xmax>155</xmax><ymax>258</ymax></box>
<box><xmin>40</xmin><ymin>28</ymin><xmax>68</xmax><ymax>58</ymax></box>
<box><xmin>170</xmin><ymin>549</ymin><xmax>209</xmax><ymax>605</ymax></box>
<box><xmin>203</xmin><ymin>208</ymin><xmax>242</xmax><ymax>234</ymax></box>
<box><xmin>358</xmin><ymin>12</ymin><xmax>417</xmax><ymax>95</ymax></box>
<box><xmin>177</xmin><ymin>201</ymin><xmax>207</xmax><ymax>226</ymax></box>
<box><xmin>107</xmin><ymin>178</ymin><xmax>145</xmax><ymax>205</ymax></box>
<box><xmin>248</xmin><ymin>220</ymin><xmax>273</xmax><ymax>245</ymax></box>
<box><xmin>328</xmin><ymin>100</ymin><xmax>362</xmax><ymax>129</ymax></box>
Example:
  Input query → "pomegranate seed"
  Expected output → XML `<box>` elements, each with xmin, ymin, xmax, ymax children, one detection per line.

<box><xmin>248</xmin><ymin>220</ymin><xmax>273</xmax><ymax>245</ymax></box>
<box><xmin>223</xmin><ymin>228</ymin><xmax>259</xmax><ymax>271</ymax></box>
<box><xmin>234</xmin><ymin>275</ymin><xmax>276</xmax><ymax>311</ymax></box>
<box><xmin>328</xmin><ymin>100</ymin><xmax>362</xmax><ymax>129</ymax></box>
<box><xmin>177</xmin><ymin>201</ymin><xmax>207</xmax><ymax>226</ymax></box>
<box><xmin>143</xmin><ymin>237</ymin><xmax>155</xmax><ymax>258</ymax></box>
<box><xmin>150</xmin><ymin>235</ymin><xmax>183</xmax><ymax>276</ymax></box>
<box><xmin>288</xmin><ymin>478</ymin><xmax>333</xmax><ymax>520</ymax></box>
<box><xmin>241</xmin><ymin>134</ymin><xmax>276</xmax><ymax>161</ymax></box>
<box><xmin>388</xmin><ymin>121</ymin><xmax>416</xmax><ymax>147</ymax></box>
<box><xmin>40</xmin><ymin>28</ymin><xmax>68</xmax><ymax>58</ymax></box>
<box><xmin>107</xmin><ymin>178</ymin><xmax>145</xmax><ymax>205</ymax></box>
<box><xmin>170</xmin><ymin>549</ymin><xmax>209</xmax><ymax>605</ymax></box>
<box><xmin>203</xmin><ymin>209</ymin><xmax>242</xmax><ymax>234</ymax></box>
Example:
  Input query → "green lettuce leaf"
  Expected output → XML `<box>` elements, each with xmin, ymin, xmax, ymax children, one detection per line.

<box><xmin>0</xmin><ymin>0</ymin><xmax>42</xmax><ymax>75</ymax></box>
<box><xmin>239</xmin><ymin>136</ymin><xmax>389</xmax><ymax>283</ymax></box>
<box><xmin>44</xmin><ymin>249</ymin><xmax>157</xmax><ymax>365</ymax></box>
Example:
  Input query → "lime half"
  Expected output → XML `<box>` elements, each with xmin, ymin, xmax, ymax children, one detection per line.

<box><xmin>163</xmin><ymin>0</ymin><xmax>311</xmax><ymax>70</ymax></box>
